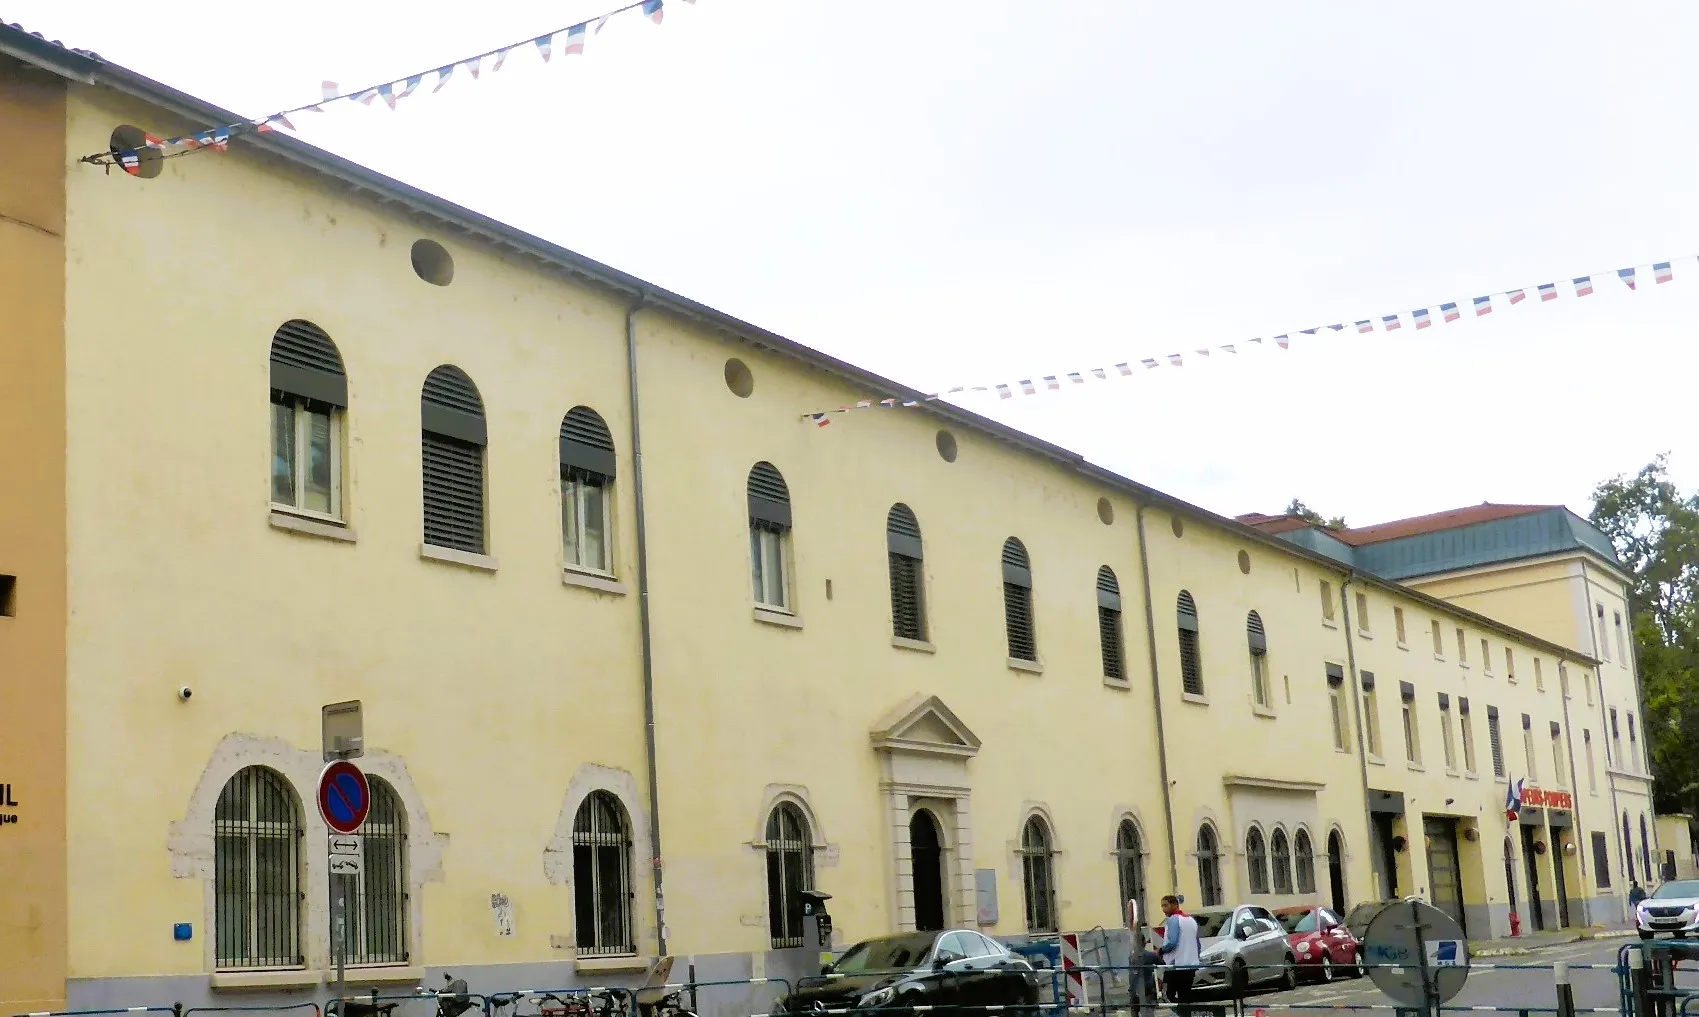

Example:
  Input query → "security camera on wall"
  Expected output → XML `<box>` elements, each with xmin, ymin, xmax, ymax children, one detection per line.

<box><xmin>177</xmin><ymin>686</ymin><xmax>193</xmax><ymax>702</ymax></box>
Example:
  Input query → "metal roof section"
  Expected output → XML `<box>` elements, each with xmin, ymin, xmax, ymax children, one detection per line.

<box><xmin>0</xmin><ymin>19</ymin><xmax>1602</xmax><ymax>669</ymax></box>
<box><xmin>1352</xmin><ymin>507</ymin><xmax>1620</xmax><ymax>581</ymax></box>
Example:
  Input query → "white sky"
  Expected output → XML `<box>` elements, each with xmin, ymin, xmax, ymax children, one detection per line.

<box><xmin>16</xmin><ymin>0</ymin><xmax>1699</xmax><ymax>527</ymax></box>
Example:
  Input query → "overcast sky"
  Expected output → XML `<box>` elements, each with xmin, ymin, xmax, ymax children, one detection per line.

<box><xmin>16</xmin><ymin>1</ymin><xmax>1699</xmax><ymax>527</ymax></box>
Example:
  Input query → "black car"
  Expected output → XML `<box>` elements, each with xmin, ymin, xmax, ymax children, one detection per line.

<box><xmin>780</xmin><ymin>929</ymin><xmax>1040</xmax><ymax>1015</ymax></box>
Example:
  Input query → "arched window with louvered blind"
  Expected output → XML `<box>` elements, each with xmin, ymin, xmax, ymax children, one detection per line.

<box><xmin>560</xmin><ymin>406</ymin><xmax>616</xmax><ymax>574</ymax></box>
<box><xmin>1002</xmin><ymin>538</ymin><xmax>1036</xmax><ymax>662</ymax></box>
<box><xmin>887</xmin><ymin>504</ymin><xmax>926</xmax><ymax>641</ymax></box>
<box><xmin>1177</xmin><ymin>591</ymin><xmax>1203</xmax><ymax>696</ymax></box>
<box><xmin>748</xmin><ymin>462</ymin><xmax>792</xmax><ymax>611</ymax></box>
<box><xmin>1247</xmin><ymin>610</ymin><xmax>1270</xmax><ymax>708</ymax></box>
<box><xmin>420</xmin><ymin>365</ymin><xmax>487</xmax><ymax>555</ymax></box>
<box><xmin>269</xmin><ymin>320</ymin><xmax>347</xmax><ymax>518</ymax></box>
<box><xmin>1097</xmin><ymin>566</ymin><xmax>1125</xmax><ymax>681</ymax></box>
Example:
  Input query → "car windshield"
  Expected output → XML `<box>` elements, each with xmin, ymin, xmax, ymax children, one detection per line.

<box><xmin>1192</xmin><ymin>912</ymin><xmax>1232</xmax><ymax>938</ymax></box>
<box><xmin>1652</xmin><ymin>881</ymin><xmax>1699</xmax><ymax>900</ymax></box>
<box><xmin>1280</xmin><ymin>911</ymin><xmax>1319</xmax><ymax>934</ymax></box>
<box><xmin>831</xmin><ymin>934</ymin><xmax>939</xmax><ymax>973</ymax></box>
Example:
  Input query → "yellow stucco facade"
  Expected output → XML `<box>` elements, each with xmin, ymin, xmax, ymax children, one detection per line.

<box><xmin>0</xmin><ymin>37</ymin><xmax>1657</xmax><ymax>1014</ymax></box>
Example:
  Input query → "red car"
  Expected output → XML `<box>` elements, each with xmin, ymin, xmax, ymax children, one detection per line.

<box><xmin>1273</xmin><ymin>906</ymin><xmax>1362</xmax><ymax>982</ymax></box>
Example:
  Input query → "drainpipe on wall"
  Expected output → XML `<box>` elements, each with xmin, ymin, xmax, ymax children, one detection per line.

<box><xmin>624</xmin><ymin>293</ymin><xmax>667</xmax><ymax>954</ymax></box>
<box><xmin>1133</xmin><ymin>505</ymin><xmax>1182</xmax><ymax>895</ymax></box>
<box><xmin>1338</xmin><ymin>574</ymin><xmax>1376</xmax><ymax>892</ymax></box>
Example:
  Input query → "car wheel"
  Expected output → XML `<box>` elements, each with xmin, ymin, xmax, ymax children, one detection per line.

<box><xmin>1280</xmin><ymin>955</ymin><xmax>1297</xmax><ymax>991</ymax></box>
<box><xmin>1321</xmin><ymin>953</ymin><xmax>1335</xmax><ymax>983</ymax></box>
<box><xmin>1352</xmin><ymin>948</ymin><xmax>1365</xmax><ymax>978</ymax></box>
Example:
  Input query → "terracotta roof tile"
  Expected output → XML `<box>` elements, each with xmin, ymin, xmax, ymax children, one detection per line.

<box><xmin>2</xmin><ymin>19</ymin><xmax>102</xmax><ymax>59</ymax></box>
<box><xmin>1336</xmin><ymin>503</ymin><xmax>1555</xmax><ymax>546</ymax></box>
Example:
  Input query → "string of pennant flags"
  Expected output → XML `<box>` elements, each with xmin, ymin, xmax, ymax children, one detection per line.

<box><xmin>801</xmin><ymin>254</ymin><xmax>1690</xmax><ymax>427</ymax></box>
<box><xmin>83</xmin><ymin>0</ymin><xmax>691</xmax><ymax>172</ymax></box>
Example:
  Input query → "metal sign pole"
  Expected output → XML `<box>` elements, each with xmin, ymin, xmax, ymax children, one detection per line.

<box><xmin>335</xmin><ymin>886</ymin><xmax>347</xmax><ymax>1013</ymax></box>
<box><xmin>1409</xmin><ymin>900</ymin><xmax>1436</xmax><ymax>1017</ymax></box>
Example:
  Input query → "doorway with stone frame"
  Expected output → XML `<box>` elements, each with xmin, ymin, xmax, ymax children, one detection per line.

<box><xmin>871</xmin><ymin>694</ymin><xmax>982</xmax><ymax>932</ymax></box>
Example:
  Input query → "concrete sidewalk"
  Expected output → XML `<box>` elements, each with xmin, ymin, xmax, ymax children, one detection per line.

<box><xmin>1469</xmin><ymin>923</ymin><xmax>1637</xmax><ymax>957</ymax></box>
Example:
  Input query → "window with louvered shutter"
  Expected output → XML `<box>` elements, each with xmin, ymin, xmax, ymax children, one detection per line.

<box><xmin>748</xmin><ymin>463</ymin><xmax>792</xmax><ymax>610</ymax></box>
<box><xmin>269</xmin><ymin>320</ymin><xmax>347</xmax><ymax>517</ymax></box>
<box><xmin>560</xmin><ymin>406</ymin><xmax>615</xmax><ymax>573</ymax></box>
<box><xmin>420</xmin><ymin>365</ymin><xmax>487</xmax><ymax>554</ymax></box>
<box><xmin>1177</xmin><ymin>591</ymin><xmax>1203</xmax><ymax>695</ymax></box>
<box><xmin>1097</xmin><ymin>566</ymin><xmax>1124</xmax><ymax>680</ymax></box>
<box><xmin>1002</xmin><ymin>538</ymin><xmax>1036</xmax><ymax>661</ymax></box>
<box><xmin>887</xmin><ymin>504</ymin><xmax>925</xmax><ymax>641</ymax></box>
<box><xmin>1487</xmin><ymin>706</ymin><xmax>1505</xmax><ymax>778</ymax></box>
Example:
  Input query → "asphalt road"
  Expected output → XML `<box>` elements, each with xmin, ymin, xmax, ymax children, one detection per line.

<box><xmin>1187</xmin><ymin>938</ymin><xmax>1660</xmax><ymax>1014</ymax></box>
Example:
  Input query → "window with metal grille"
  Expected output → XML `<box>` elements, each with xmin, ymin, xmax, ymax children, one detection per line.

<box><xmin>1270</xmin><ymin>828</ymin><xmax>1292</xmax><ymax>894</ymax></box>
<box><xmin>1487</xmin><ymin>707</ymin><xmax>1505</xmax><ymax>778</ymax></box>
<box><xmin>1177</xmin><ymin>591</ymin><xmax>1203</xmax><ymax>695</ymax></box>
<box><xmin>269</xmin><ymin>320</ymin><xmax>346</xmax><ymax>518</ymax></box>
<box><xmin>766</xmin><ymin>802</ymin><xmax>814</xmax><ymax>948</ymax></box>
<box><xmin>1592</xmin><ymin>831</ymin><xmax>1612</xmax><ymax>889</ymax></box>
<box><xmin>1019</xmin><ymin>816</ymin><xmax>1057</xmax><ymax>932</ymax></box>
<box><xmin>1002</xmin><ymin>538</ymin><xmax>1036</xmax><ymax>661</ymax></box>
<box><xmin>421</xmin><ymin>365</ymin><xmax>487</xmax><ymax>554</ymax></box>
<box><xmin>887</xmin><ymin>504</ymin><xmax>925</xmax><ymax>640</ymax></box>
<box><xmin>214</xmin><ymin>766</ymin><xmax>303</xmax><ymax>970</ymax></box>
<box><xmin>1115</xmin><ymin>820</ymin><xmax>1145</xmax><ymax>923</ymax></box>
<box><xmin>1247</xmin><ymin>610</ymin><xmax>1268</xmax><ymax>707</ymax></box>
<box><xmin>1098</xmin><ymin>566</ymin><xmax>1125</xmax><ymax>680</ymax></box>
<box><xmin>560</xmin><ymin>406</ymin><xmax>615</xmax><ymax>574</ymax></box>
<box><xmin>1196</xmin><ymin>825</ymin><xmax>1222</xmax><ymax>907</ymax></box>
<box><xmin>1246</xmin><ymin>827</ymin><xmax>1269</xmax><ymax>894</ymax></box>
<box><xmin>1294</xmin><ymin>830</ymin><xmax>1316</xmax><ymax>894</ymax></box>
<box><xmin>748</xmin><ymin>462</ymin><xmax>793</xmax><ymax>611</ymax></box>
<box><xmin>573</xmin><ymin>791</ymin><xmax>634</xmax><ymax>956</ymax></box>
<box><xmin>330</xmin><ymin>777</ymin><xmax>408</xmax><ymax>965</ymax></box>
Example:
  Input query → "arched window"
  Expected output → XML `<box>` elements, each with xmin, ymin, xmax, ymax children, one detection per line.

<box><xmin>1624</xmin><ymin>812</ymin><xmax>1636</xmax><ymax>883</ymax></box>
<box><xmin>1115</xmin><ymin>819</ymin><xmax>1146</xmax><ymax>924</ymax></box>
<box><xmin>1177</xmin><ymin>591</ymin><xmax>1203</xmax><ymax>695</ymax></box>
<box><xmin>1246</xmin><ymin>827</ymin><xmax>1270</xmax><ymax>894</ymax></box>
<box><xmin>1247</xmin><ymin>610</ymin><xmax>1270</xmax><ymax>708</ymax></box>
<box><xmin>560</xmin><ymin>406</ymin><xmax>615</xmax><ymax>573</ymax></box>
<box><xmin>765</xmin><ymin>802</ymin><xmax>814</xmax><ymax>948</ymax></box>
<box><xmin>1641</xmin><ymin>815</ymin><xmax>1654</xmax><ymax>884</ymax></box>
<box><xmin>887</xmin><ymin>504</ymin><xmax>926</xmax><ymax>641</ymax></box>
<box><xmin>214</xmin><ymin>766</ymin><xmax>303</xmax><ymax>970</ymax></box>
<box><xmin>1002</xmin><ymin>538</ymin><xmax>1037</xmax><ymax>662</ymax></box>
<box><xmin>269</xmin><ymin>320</ymin><xmax>346</xmax><ymax>518</ymax></box>
<box><xmin>1197</xmin><ymin>825</ymin><xmax>1223</xmax><ymax>907</ymax></box>
<box><xmin>1019</xmin><ymin>815</ymin><xmax>1057</xmax><ymax>932</ymax></box>
<box><xmin>1270</xmin><ymin>828</ymin><xmax>1293</xmax><ymax>894</ymax></box>
<box><xmin>748</xmin><ymin>462</ymin><xmax>793</xmax><ymax>611</ymax></box>
<box><xmin>421</xmin><ymin>365</ymin><xmax>488</xmax><ymax>554</ymax></box>
<box><xmin>1098</xmin><ymin>567</ymin><xmax>1125</xmax><ymax>680</ymax></box>
<box><xmin>1294</xmin><ymin>829</ymin><xmax>1316</xmax><ymax>894</ymax></box>
<box><xmin>573</xmin><ymin>791</ymin><xmax>634</xmax><ymax>955</ymax></box>
<box><xmin>335</xmin><ymin>776</ymin><xmax>408</xmax><ymax>964</ymax></box>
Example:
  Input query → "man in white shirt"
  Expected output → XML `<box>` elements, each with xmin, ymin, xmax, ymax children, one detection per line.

<box><xmin>1156</xmin><ymin>894</ymin><xmax>1202</xmax><ymax>1015</ymax></box>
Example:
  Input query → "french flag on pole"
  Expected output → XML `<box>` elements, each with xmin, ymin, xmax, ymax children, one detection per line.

<box><xmin>1473</xmin><ymin>296</ymin><xmax>1492</xmax><ymax>316</ymax></box>
<box><xmin>1412</xmin><ymin>308</ymin><xmax>1432</xmax><ymax>329</ymax></box>
<box><xmin>1655</xmin><ymin>262</ymin><xmax>1674</xmax><ymax>285</ymax></box>
<box><xmin>1441</xmin><ymin>302</ymin><xmax>1460</xmax><ymax>323</ymax></box>
<box><xmin>1574</xmin><ymin>276</ymin><xmax>1594</xmax><ymax>297</ymax></box>
<box><xmin>1504</xmin><ymin>779</ymin><xmax>1521</xmax><ymax>822</ymax></box>
<box><xmin>1618</xmin><ymin>267</ymin><xmax>1637</xmax><ymax>290</ymax></box>
<box><xmin>1538</xmin><ymin>283</ymin><xmax>1557</xmax><ymax>301</ymax></box>
<box><xmin>1382</xmin><ymin>314</ymin><xmax>1401</xmax><ymax>331</ymax></box>
<box><xmin>1355</xmin><ymin>320</ymin><xmax>1373</xmax><ymax>333</ymax></box>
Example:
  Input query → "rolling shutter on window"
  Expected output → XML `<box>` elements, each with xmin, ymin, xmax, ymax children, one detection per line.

<box><xmin>748</xmin><ymin>462</ymin><xmax>792</xmax><ymax>529</ymax></box>
<box><xmin>1002</xmin><ymin>538</ymin><xmax>1035</xmax><ymax>661</ymax></box>
<box><xmin>887</xmin><ymin>504</ymin><xmax>925</xmax><ymax>641</ymax></box>
<box><xmin>421</xmin><ymin>365</ymin><xmax>486</xmax><ymax>554</ymax></box>
<box><xmin>560</xmin><ymin>406</ymin><xmax>616</xmax><ymax>478</ymax></box>
<box><xmin>1247</xmin><ymin>611</ymin><xmax>1266</xmax><ymax>655</ymax></box>
<box><xmin>1098</xmin><ymin>567</ymin><xmax>1124</xmax><ymax>680</ymax></box>
<box><xmin>1400</xmin><ymin>681</ymin><xmax>1416</xmax><ymax>703</ymax></box>
<box><xmin>1177</xmin><ymin>591</ymin><xmax>1202</xmax><ymax>695</ymax></box>
<box><xmin>269</xmin><ymin>320</ymin><xmax>347</xmax><ymax>407</ymax></box>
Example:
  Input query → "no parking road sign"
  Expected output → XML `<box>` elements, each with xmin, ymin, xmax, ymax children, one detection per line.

<box><xmin>317</xmin><ymin>759</ymin><xmax>371</xmax><ymax>835</ymax></box>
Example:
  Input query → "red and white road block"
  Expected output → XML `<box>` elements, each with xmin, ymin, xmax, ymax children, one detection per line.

<box><xmin>1060</xmin><ymin>933</ymin><xmax>1089</xmax><ymax>1006</ymax></box>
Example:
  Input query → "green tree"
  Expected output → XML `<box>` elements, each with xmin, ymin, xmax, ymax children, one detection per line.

<box><xmin>1590</xmin><ymin>454</ymin><xmax>1699</xmax><ymax>812</ymax></box>
<box><xmin>1286</xmin><ymin>497</ymin><xmax>1346</xmax><ymax>530</ymax></box>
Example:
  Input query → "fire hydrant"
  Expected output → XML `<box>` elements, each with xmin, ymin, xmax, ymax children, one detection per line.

<box><xmin>1509</xmin><ymin>910</ymin><xmax>1521</xmax><ymax>938</ymax></box>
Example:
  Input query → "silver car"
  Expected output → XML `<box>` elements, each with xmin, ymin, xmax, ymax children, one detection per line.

<box><xmin>1187</xmin><ymin>906</ymin><xmax>1297</xmax><ymax>995</ymax></box>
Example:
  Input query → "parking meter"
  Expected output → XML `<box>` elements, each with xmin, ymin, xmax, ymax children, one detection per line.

<box><xmin>801</xmin><ymin>890</ymin><xmax>835</xmax><ymax>954</ymax></box>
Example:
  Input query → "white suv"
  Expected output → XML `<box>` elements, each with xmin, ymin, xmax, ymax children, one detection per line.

<box><xmin>1636</xmin><ymin>880</ymin><xmax>1699</xmax><ymax>939</ymax></box>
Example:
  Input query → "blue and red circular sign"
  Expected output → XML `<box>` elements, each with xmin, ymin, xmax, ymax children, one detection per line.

<box><xmin>317</xmin><ymin>760</ymin><xmax>371</xmax><ymax>835</ymax></box>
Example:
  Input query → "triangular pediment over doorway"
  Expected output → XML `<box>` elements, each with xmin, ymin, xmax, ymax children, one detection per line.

<box><xmin>870</xmin><ymin>694</ymin><xmax>981</xmax><ymax>758</ymax></box>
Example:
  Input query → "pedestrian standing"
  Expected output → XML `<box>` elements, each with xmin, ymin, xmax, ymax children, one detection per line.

<box><xmin>1157</xmin><ymin>894</ymin><xmax>1202</xmax><ymax>1017</ymax></box>
<box><xmin>1630</xmin><ymin>880</ymin><xmax>1647</xmax><ymax>908</ymax></box>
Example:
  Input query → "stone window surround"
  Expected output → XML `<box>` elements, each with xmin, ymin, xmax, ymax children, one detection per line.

<box><xmin>543</xmin><ymin>763</ymin><xmax>654</xmax><ymax>963</ymax></box>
